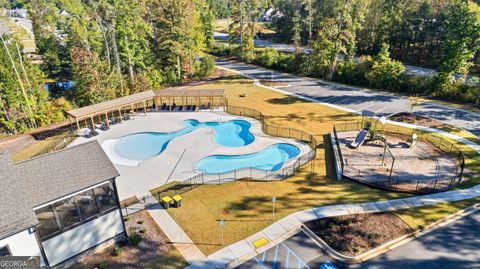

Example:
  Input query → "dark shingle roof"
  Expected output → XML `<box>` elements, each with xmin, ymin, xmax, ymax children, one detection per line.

<box><xmin>0</xmin><ymin>140</ymin><xmax>119</xmax><ymax>240</ymax></box>
<box><xmin>0</xmin><ymin>153</ymin><xmax>37</xmax><ymax>240</ymax></box>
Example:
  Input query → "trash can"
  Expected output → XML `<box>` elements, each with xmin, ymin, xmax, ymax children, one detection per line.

<box><xmin>173</xmin><ymin>195</ymin><xmax>182</xmax><ymax>208</ymax></box>
<box><xmin>161</xmin><ymin>196</ymin><xmax>172</xmax><ymax>209</ymax></box>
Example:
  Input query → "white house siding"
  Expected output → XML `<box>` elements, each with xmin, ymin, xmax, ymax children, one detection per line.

<box><xmin>0</xmin><ymin>229</ymin><xmax>45</xmax><ymax>266</ymax></box>
<box><xmin>42</xmin><ymin>209</ymin><xmax>124</xmax><ymax>266</ymax></box>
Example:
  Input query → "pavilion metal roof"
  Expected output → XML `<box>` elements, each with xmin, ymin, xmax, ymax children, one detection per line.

<box><xmin>66</xmin><ymin>90</ymin><xmax>155</xmax><ymax>119</ymax></box>
<box><xmin>155</xmin><ymin>88</ymin><xmax>225</xmax><ymax>97</ymax></box>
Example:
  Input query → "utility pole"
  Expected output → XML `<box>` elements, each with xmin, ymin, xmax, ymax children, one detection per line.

<box><xmin>1</xmin><ymin>34</ymin><xmax>35</xmax><ymax>128</ymax></box>
<box><xmin>16</xmin><ymin>43</ymin><xmax>32</xmax><ymax>91</ymax></box>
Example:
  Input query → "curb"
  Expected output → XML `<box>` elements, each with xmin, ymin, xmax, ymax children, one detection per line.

<box><xmin>302</xmin><ymin>203</ymin><xmax>480</xmax><ymax>264</ymax></box>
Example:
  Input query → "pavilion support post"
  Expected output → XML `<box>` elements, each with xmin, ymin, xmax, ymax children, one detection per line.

<box><xmin>105</xmin><ymin>113</ymin><xmax>110</xmax><ymax>127</ymax></box>
<box><xmin>90</xmin><ymin>116</ymin><xmax>95</xmax><ymax>128</ymax></box>
<box><xmin>143</xmin><ymin>101</ymin><xmax>147</xmax><ymax>114</ymax></box>
<box><xmin>84</xmin><ymin>118</ymin><xmax>88</xmax><ymax>128</ymax></box>
<box><xmin>170</xmin><ymin>97</ymin><xmax>172</xmax><ymax>111</ymax></box>
<box><xmin>119</xmin><ymin>109</ymin><xmax>123</xmax><ymax>123</ymax></box>
<box><xmin>154</xmin><ymin>97</ymin><xmax>158</xmax><ymax>112</ymax></box>
<box><xmin>131</xmin><ymin>105</ymin><xmax>135</xmax><ymax>118</ymax></box>
<box><xmin>75</xmin><ymin>119</ymin><xmax>80</xmax><ymax>131</ymax></box>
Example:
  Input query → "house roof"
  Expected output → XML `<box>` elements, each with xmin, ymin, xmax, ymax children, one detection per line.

<box><xmin>66</xmin><ymin>90</ymin><xmax>156</xmax><ymax>120</ymax></box>
<box><xmin>0</xmin><ymin>140</ymin><xmax>119</xmax><ymax>240</ymax></box>
<box><xmin>0</xmin><ymin>153</ymin><xmax>37</xmax><ymax>240</ymax></box>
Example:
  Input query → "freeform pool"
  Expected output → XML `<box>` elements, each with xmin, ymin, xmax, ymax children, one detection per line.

<box><xmin>111</xmin><ymin>119</ymin><xmax>254</xmax><ymax>162</ymax></box>
<box><xmin>196</xmin><ymin>143</ymin><xmax>301</xmax><ymax>174</ymax></box>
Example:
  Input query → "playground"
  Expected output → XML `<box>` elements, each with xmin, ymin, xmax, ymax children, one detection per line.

<box><xmin>333</xmin><ymin>111</ymin><xmax>464</xmax><ymax>194</ymax></box>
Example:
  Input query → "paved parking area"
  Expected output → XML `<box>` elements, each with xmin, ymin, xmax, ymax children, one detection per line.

<box><xmin>236</xmin><ymin>231</ymin><xmax>330</xmax><ymax>269</ymax></box>
<box><xmin>216</xmin><ymin>59</ymin><xmax>480</xmax><ymax>137</ymax></box>
<box><xmin>348</xmin><ymin>210</ymin><xmax>480</xmax><ymax>269</ymax></box>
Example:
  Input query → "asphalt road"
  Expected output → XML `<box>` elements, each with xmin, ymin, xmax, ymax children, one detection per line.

<box><xmin>214</xmin><ymin>32</ymin><xmax>476</xmax><ymax>81</ymax></box>
<box><xmin>215</xmin><ymin>58</ymin><xmax>480</xmax><ymax>137</ymax></box>
<box><xmin>347</xmin><ymin>210</ymin><xmax>480</xmax><ymax>269</ymax></box>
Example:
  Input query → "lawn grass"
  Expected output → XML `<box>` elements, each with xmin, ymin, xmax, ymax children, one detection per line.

<box><xmin>163</xmin><ymin>72</ymin><xmax>480</xmax><ymax>255</ymax></box>
<box><xmin>167</xmin><ymin>73</ymin><xmax>413</xmax><ymax>255</ymax></box>
<box><xmin>394</xmin><ymin>198</ymin><xmax>480</xmax><ymax>230</ymax></box>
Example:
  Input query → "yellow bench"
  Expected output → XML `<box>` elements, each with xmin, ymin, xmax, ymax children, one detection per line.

<box><xmin>173</xmin><ymin>195</ymin><xmax>182</xmax><ymax>202</ymax></box>
<box><xmin>252</xmin><ymin>237</ymin><xmax>269</xmax><ymax>249</ymax></box>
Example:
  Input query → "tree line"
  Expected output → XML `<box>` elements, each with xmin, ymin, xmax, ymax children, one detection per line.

<box><xmin>0</xmin><ymin>0</ymin><xmax>215</xmax><ymax>134</ymax></box>
<box><xmin>212</xmin><ymin>0</ymin><xmax>480</xmax><ymax>106</ymax></box>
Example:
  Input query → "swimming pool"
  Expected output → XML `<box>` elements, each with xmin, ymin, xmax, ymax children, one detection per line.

<box><xmin>111</xmin><ymin>119</ymin><xmax>254</xmax><ymax>163</ymax></box>
<box><xmin>196</xmin><ymin>143</ymin><xmax>301</xmax><ymax>174</ymax></box>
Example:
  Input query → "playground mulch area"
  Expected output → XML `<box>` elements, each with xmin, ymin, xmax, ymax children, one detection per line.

<box><xmin>305</xmin><ymin>212</ymin><xmax>412</xmax><ymax>256</ymax></box>
<box><xmin>337</xmin><ymin>131</ymin><xmax>458</xmax><ymax>192</ymax></box>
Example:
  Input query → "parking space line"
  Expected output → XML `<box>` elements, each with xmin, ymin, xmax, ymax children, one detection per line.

<box><xmin>273</xmin><ymin>244</ymin><xmax>279</xmax><ymax>269</ymax></box>
<box><xmin>285</xmin><ymin>248</ymin><xmax>290</xmax><ymax>269</ymax></box>
<box><xmin>254</xmin><ymin>257</ymin><xmax>267</xmax><ymax>269</ymax></box>
<box><xmin>280</xmin><ymin>243</ymin><xmax>311</xmax><ymax>269</ymax></box>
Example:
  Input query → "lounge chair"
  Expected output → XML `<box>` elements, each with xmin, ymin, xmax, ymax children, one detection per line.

<box><xmin>186</xmin><ymin>105</ymin><xmax>192</xmax><ymax>111</ymax></box>
<box><xmin>160</xmin><ymin>103</ymin><xmax>167</xmax><ymax>111</ymax></box>
<box><xmin>100</xmin><ymin>121</ymin><xmax>109</xmax><ymax>130</ymax></box>
<box><xmin>178</xmin><ymin>105</ymin><xmax>184</xmax><ymax>111</ymax></box>
<box><xmin>191</xmin><ymin>105</ymin><xmax>197</xmax><ymax>111</ymax></box>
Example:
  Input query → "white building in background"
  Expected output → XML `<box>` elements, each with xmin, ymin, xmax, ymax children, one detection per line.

<box><xmin>0</xmin><ymin>141</ymin><xmax>126</xmax><ymax>267</ymax></box>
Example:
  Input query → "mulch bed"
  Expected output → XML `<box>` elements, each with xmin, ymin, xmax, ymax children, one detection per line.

<box><xmin>70</xmin><ymin>210</ymin><xmax>186</xmax><ymax>269</ymax></box>
<box><xmin>305</xmin><ymin>212</ymin><xmax>412</xmax><ymax>256</ymax></box>
<box><xmin>389</xmin><ymin>112</ymin><xmax>452</xmax><ymax>129</ymax></box>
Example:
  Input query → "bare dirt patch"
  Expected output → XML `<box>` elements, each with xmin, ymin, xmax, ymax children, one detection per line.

<box><xmin>305</xmin><ymin>213</ymin><xmax>412</xmax><ymax>256</ymax></box>
<box><xmin>70</xmin><ymin>210</ymin><xmax>187</xmax><ymax>269</ymax></box>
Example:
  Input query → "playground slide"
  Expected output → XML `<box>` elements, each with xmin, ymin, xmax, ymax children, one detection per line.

<box><xmin>350</xmin><ymin>129</ymin><xmax>368</xmax><ymax>148</ymax></box>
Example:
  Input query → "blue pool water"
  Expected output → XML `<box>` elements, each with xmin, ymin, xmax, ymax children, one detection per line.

<box><xmin>196</xmin><ymin>143</ymin><xmax>301</xmax><ymax>174</ymax></box>
<box><xmin>113</xmin><ymin>119</ymin><xmax>254</xmax><ymax>161</ymax></box>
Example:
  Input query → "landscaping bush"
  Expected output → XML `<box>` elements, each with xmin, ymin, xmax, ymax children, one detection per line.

<box><xmin>365</xmin><ymin>44</ymin><xmax>405</xmax><ymax>91</ymax></box>
<box><xmin>255</xmin><ymin>48</ymin><xmax>280</xmax><ymax>67</ymax></box>
<box><xmin>193</xmin><ymin>55</ymin><xmax>215</xmax><ymax>79</ymax></box>
<box><xmin>112</xmin><ymin>246</ymin><xmax>123</xmax><ymax>257</ymax></box>
<box><xmin>97</xmin><ymin>261</ymin><xmax>109</xmax><ymax>269</ymax></box>
<box><xmin>127</xmin><ymin>231</ymin><xmax>142</xmax><ymax>246</ymax></box>
<box><xmin>334</xmin><ymin>56</ymin><xmax>373</xmax><ymax>86</ymax></box>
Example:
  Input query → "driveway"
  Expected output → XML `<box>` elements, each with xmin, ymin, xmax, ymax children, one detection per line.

<box><xmin>215</xmin><ymin>58</ymin><xmax>480</xmax><ymax>137</ymax></box>
<box><xmin>347</xmin><ymin>210</ymin><xmax>480</xmax><ymax>269</ymax></box>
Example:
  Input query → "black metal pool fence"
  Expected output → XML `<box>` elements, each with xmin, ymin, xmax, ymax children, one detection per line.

<box><xmin>177</xmin><ymin>105</ymin><xmax>318</xmax><ymax>185</ymax></box>
<box><xmin>333</xmin><ymin>122</ymin><xmax>465</xmax><ymax>194</ymax></box>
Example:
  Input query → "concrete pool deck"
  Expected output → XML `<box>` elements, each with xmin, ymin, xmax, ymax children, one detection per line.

<box><xmin>69</xmin><ymin>111</ymin><xmax>311</xmax><ymax>199</ymax></box>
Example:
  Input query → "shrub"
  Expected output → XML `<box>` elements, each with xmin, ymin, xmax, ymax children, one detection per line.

<box><xmin>365</xmin><ymin>44</ymin><xmax>405</xmax><ymax>90</ymax></box>
<box><xmin>127</xmin><ymin>231</ymin><xmax>142</xmax><ymax>246</ymax></box>
<box><xmin>112</xmin><ymin>246</ymin><xmax>123</xmax><ymax>257</ymax></box>
<box><xmin>194</xmin><ymin>55</ymin><xmax>216</xmax><ymax>79</ymax></box>
<box><xmin>255</xmin><ymin>48</ymin><xmax>280</xmax><ymax>67</ymax></box>
<box><xmin>97</xmin><ymin>261</ymin><xmax>109</xmax><ymax>269</ymax></box>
